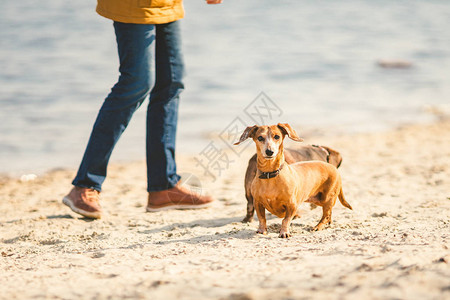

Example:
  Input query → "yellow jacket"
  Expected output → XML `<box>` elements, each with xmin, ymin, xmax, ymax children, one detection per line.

<box><xmin>96</xmin><ymin>0</ymin><xmax>184</xmax><ymax>24</ymax></box>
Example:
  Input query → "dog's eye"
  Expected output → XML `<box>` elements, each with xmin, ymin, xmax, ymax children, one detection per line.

<box><xmin>274</xmin><ymin>135</ymin><xmax>280</xmax><ymax>140</ymax></box>
<box><xmin>257</xmin><ymin>136</ymin><xmax>264</xmax><ymax>142</ymax></box>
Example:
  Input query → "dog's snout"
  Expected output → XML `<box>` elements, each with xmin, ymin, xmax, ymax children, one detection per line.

<box><xmin>265</xmin><ymin>149</ymin><xmax>274</xmax><ymax>157</ymax></box>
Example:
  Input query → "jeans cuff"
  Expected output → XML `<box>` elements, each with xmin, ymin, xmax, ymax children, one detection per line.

<box><xmin>147</xmin><ymin>174</ymin><xmax>180</xmax><ymax>192</ymax></box>
<box><xmin>72</xmin><ymin>182</ymin><xmax>102</xmax><ymax>193</ymax></box>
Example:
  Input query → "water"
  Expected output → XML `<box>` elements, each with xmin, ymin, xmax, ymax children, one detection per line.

<box><xmin>1</xmin><ymin>0</ymin><xmax>449</xmax><ymax>175</ymax></box>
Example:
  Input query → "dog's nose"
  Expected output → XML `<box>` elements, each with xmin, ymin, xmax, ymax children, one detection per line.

<box><xmin>265</xmin><ymin>149</ymin><xmax>274</xmax><ymax>157</ymax></box>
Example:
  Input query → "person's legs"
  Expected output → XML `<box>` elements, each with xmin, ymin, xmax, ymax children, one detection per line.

<box><xmin>146</xmin><ymin>21</ymin><xmax>184</xmax><ymax>192</ymax></box>
<box><xmin>65</xmin><ymin>22</ymin><xmax>156</xmax><ymax>218</ymax></box>
<box><xmin>72</xmin><ymin>22</ymin><xmax>156</xmax><ymax>191</ymax></box>
<box><xmin>66</xmin><ymin>20</ymin><xmax>212</xmax><ymax>217</ymax></box>
<box><xmin>145</xmin><ymin>21</ymin><xmax>213</xmax><ymax>211</ymax></box>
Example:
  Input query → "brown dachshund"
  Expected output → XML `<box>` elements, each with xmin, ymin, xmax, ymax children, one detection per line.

<box><xmin>234</xmin><ymin>123</ymin><xmax>352</xmax><ymax>238</ymax></box>
<box><xmin>242</xmin><ymin>144</ymin><xmax>343</xmax><ymax>222</ymax></box>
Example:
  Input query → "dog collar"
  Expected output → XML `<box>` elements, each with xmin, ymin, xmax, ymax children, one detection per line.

<box><xmin>258</xmin><ymin>164</ymin><xmax>284</xmax><ymax>179</ymax></box>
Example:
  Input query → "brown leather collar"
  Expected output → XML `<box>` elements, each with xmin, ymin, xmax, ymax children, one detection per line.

<box><xmin>258</xmin><ymin>163</ymin><xmax>285</xmax><ymax>179</ymax></box>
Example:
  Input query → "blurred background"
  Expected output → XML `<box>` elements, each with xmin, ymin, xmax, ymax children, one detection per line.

<box><xmin>0</xmin><ymin>0</ymin><xmax>449</xmax><ymax>175</ymax></box>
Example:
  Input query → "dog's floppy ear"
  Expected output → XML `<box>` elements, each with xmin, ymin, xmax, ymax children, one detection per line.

<box><xmin>321</xmin><ymin>146</ymin><xmax>343</xmax><ymax>168</ymax></box>
<box><xmin>234</xmin><ymin>125</ymin><xmax>258</xmax><ymax>145</ymax></box>
<box><xmin>277</xmin><ymin>123</ymin><xmax>303</xmax><ymax>142</ymax></box>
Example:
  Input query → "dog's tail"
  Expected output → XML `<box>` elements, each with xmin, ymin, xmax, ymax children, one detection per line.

<box><xmin>338</xmin><ymin>187</ymin><xmax>353</xmax><ymax>210</ymax></box>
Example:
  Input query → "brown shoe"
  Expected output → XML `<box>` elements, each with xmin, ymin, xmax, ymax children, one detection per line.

<box><xmin>62</xmin><ymin>187</ymin><xmax>102</xmax><ymax>219</ymax></box>
<box><xmin>146</xmin><ymin>183</ymin><xmax>213</xmax><ymax>212</ymax></box>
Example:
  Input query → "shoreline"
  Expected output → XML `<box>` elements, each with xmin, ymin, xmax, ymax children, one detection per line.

<box><xmin>1</xmin><ymin>118</ymin><xmax>449</xmax><ymax>299</ymax></box>
<box><xmin>1</xmin><ymin>110</ymin><xmax>446</xmax><ymax>179</ymax></box>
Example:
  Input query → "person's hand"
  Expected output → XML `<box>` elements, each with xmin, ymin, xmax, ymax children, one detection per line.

<box><xmin>206</xmin><ymin>0</ymin><xmax>222</xmax><ymax>4</ymax></box>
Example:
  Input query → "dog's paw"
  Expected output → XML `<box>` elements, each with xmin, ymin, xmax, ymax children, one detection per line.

<box><xmin>312</xmin><ymin>220</ymin><xmax>331</xmax><ymax>231</ymax></box>
<box><xmin>279</xmin><ymin>231</ymin><xmax>291</xmax><ymax>238</ymax></box>
<box><xmin>256</xmin><ymin>228</ymin><xmax>268</xmax><ymax>235</ymax></box>
<box><xmin>242</xmin><ymin>216</ymin><xmax>253</xmax><ymax>223</ymax></box>
<box><xmin>312</xmin><ymin>224</ymin><xmax>325</xmax><ymax>231</ymax></box>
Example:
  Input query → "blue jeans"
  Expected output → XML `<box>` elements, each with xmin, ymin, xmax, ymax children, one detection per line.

<box><xmin>72</xmin><ymin>21</ymin><xmax>184</xmax><ymax>192</ymax></box>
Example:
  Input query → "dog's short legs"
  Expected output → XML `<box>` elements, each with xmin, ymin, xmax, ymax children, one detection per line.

<box><xmin>313</xmin><ymin>203</ymin><xmax>333</xmax><ymax>231</ymax></box>
<box><xmin>279</xmin><ymin>205</ymin><xmax>297</xmax><ymax>238</ymax></box>
<box><xmin>255</xmin><ymin>201</ymin><xmax>267</xmax><ymax>235</ymax></box>
<box><xmin>242</xmin><ymin>195</ymin><xmax>255</xmax><ymax>223</ymax></box>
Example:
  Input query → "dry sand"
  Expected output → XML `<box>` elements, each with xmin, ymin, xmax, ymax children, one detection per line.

<box><xmin>1</xmin><ymin>119</ymin><xmax>449</xmax><ymax>300</ymax></box>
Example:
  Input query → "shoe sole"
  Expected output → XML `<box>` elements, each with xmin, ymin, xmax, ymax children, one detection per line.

<box><xmin>146</xmin><ymin>202</ymin><xmax>212</xmax><ymax>212</ymax></box>
<box><xmin>62</xmin><ymin>196</ymin><xmax>102</xmax><ymax>219</ymax></box>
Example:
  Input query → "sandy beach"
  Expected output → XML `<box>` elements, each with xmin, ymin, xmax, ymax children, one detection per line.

<box><xmin>1</xmin><ymin>118</ymin><xmax>449</xmax><ymax>300</ymax></box>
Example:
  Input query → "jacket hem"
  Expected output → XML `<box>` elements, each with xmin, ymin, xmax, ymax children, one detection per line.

<box><xmin>96</xmin><ymin>7</ymin><xmax>184</xmax><ymax>24</ymax></box>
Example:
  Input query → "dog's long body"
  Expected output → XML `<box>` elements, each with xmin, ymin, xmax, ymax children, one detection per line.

<box><xmin>243</xmin><ymin>145</ymin><xmax>342</xmax><ymax>222</ymax></box>
<box><xmin>235</xmin><ymin>123</ymin><xmax>352</xmax><ymax>238</ymax></box>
